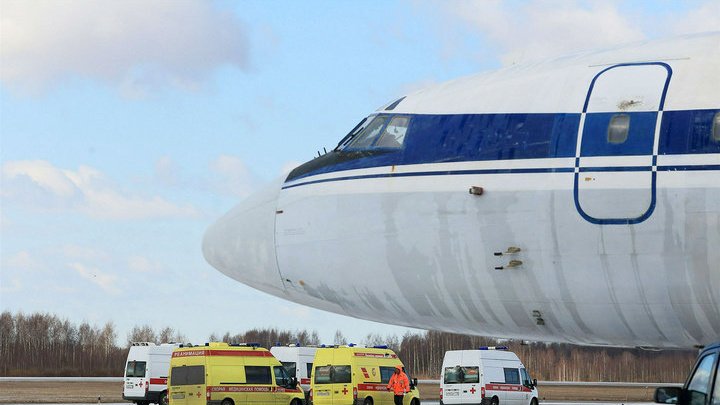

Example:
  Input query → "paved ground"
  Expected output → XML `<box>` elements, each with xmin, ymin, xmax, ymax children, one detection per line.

<box><xmin>0</xmin><ymin>381</ymin><xmax>663</xmax><ymax>403</ymax></box>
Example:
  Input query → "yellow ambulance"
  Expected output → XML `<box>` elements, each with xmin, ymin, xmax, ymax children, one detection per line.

<box><xmin>168</xmin><ymin>342</ymin><xmax>305</xmax><ymax>405</ymax></box>
<box><xmin>309</xmin><ymin>345</ymin><xmax>420</xmax><ymax>405</ymax></box>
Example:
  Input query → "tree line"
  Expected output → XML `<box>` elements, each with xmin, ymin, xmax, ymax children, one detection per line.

<box><xmin>0</xmin><ymin>311</ymin><xmax>697</xmax><ymax>382</ymax></box>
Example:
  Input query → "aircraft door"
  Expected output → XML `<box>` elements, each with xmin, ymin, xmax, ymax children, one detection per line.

<box><xmin>574</xmin><ymin>63</ymin><xmax>671</xmax><ymax>224</ymax></box>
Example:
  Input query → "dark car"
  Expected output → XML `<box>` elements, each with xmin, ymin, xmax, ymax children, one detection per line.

<box><xmin>655</xmin><ymin>342</ymin><xmax>720</xmax><ymax>405</ymax></box>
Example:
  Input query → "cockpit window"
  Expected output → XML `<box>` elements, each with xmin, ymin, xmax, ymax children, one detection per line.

<box><xmin>344</xmin><ymin>115</ymin><xmax>410</xmax><ymax>150</ymax></box>
<box><xmin>375</xmin><ymin>116</ymin><xmax>409</xmax><ymax>148</ymax></box>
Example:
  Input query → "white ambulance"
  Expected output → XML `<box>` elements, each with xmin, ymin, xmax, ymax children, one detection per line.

<box><xmin>440</xmin><ymin>346</ymin><xmax>539</xmax><ymax>405</ymax></box>
<box><xmin>270</xmin><ymin>344</ymin><xmax>317</xmax><ymax>396</ymax></box>
<box><xmin>124</xmin><ymin>342</ymin><xmax>181</xmax><ymax>405</ymax></box>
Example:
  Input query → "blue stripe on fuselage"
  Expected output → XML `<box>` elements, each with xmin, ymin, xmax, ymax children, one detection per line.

<box><xmin>286</xmin><ymin>109</ymin><xmax>719</xmax><ymax>183</ymax></box>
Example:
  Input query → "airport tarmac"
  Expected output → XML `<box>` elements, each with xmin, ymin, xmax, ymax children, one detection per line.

<box><xmin>3</xmin><ymin>403</ymin><xmax>654</xmax><ymax>405</ymax></box>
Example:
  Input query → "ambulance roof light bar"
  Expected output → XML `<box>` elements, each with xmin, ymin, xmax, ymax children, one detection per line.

<box><xmin>478</xmin><ymin>346</ymin><xmax>508</xmax><ymax>350</ymax></box>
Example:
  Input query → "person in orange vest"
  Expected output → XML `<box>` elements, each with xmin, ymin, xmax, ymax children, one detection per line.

<box><xmin>386</xmin><ymin>365</ymin><xmax>410</xmax><ymax>405</ymax></box>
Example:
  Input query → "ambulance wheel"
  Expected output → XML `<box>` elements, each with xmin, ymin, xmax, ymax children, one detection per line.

<box><xmin>491</xmin><ymin>396</ymin><xmax>500</xmax><ymax>405</ymax></box>
<box><xmin>290</xmin><ymin>400</ymin><xmax>302</xmax><ymax>405</ymax></box>
<box><xmin>221</xmin><ymin>399</ymin><xmax>234</xmax><ymax>405</ymax></box>
<box><xmin>411</xmin><ymin>399</ymin><xmax>419</xmax><ymax>405</ymax></box>
<box><xmin>363</xmin><ymin>397</ymin><xmax>373</xmax><ymax>405</ymax></box>
<box><xmin>531</xmin><ymin>399</ymin><xmax>538</xmax><ymax>405</ymax></box>
<box><xmin>158</xmin><ymin>391</ymin><xmax>168</xmax><ymax>405</ymax></box>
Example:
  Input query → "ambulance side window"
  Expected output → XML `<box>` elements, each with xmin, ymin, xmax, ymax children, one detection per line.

<box><xmin>504</xmin><ymin>368</ymin><xmax>520</xmax><ymax>385</ymax></box>
<box><xmin>245</xmin><ymin>366</ymin><xmax>272</xmax><ymax>384</ymax></box>
<box><xmin>380</xmin><ymin>367</ymin><xmax>395</xmax><ymax>384</ymax></box>
<box><xmin>281</xmin><ymin>362</ymin><xmax>297</xmax><ymax>378</ymax></box>
<box><xmin>306</xmin><ymin>363</ymin><xmax>313</xmax><ymax>379</ymax></box>
<box><xmin>274</xmin><ymin>366</ymin><xmax>291</xmax><ymax>387</ymax></box>
<box><xmin>520</xmin><ymin>368</ymin><xmax>531</xmax><ymax>386</ymax></box>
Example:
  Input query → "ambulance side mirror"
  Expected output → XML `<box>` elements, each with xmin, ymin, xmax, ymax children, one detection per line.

<box><xmin>289</xmin><ymin>377</ymin><xmax>298</xmax><ymax>389</ymax></box>
<box><xmin>533</xmin><ymin>379</ymin><xmax>537</xmax><ymax>387</ymax></box>
<box><xmin>412</xmin><ymin>378</ymin><xmax>418</xmax><ymax>388</ymax></box>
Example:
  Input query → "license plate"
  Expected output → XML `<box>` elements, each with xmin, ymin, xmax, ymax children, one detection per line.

<box><xmin>125</xmin><ymin>382</ymin><xmax>133</xmax><ymax>388</ymax></box>
<box><xmin>445</xmin><ymin>390</ymin><xmax>459</xmax><ymax>397</ymax></box>
<box><xmin>172</xmin><ymin>393</ymin><xmax>185</xmax><ymax>399</ymax></box>
<box><xmin>316</xmin><ymin>391</ymin><xmax>330</xmax><ymax>397</ymax></box>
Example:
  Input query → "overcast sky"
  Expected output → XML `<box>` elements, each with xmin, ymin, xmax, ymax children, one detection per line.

<box><xmin>2</xmin><ymin>0</ymin><xmax>718</xmax><ymax>346</ymax></box>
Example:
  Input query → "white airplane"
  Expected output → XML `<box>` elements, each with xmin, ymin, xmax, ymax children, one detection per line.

<box><xmin>203</xmin><ymin>33</ymin><xmax>720</xmax><ymax>349</ymax></box>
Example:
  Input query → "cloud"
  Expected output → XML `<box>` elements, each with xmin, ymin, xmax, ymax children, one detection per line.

<box><xmin>69</xmin><ymin>262</ymin><xmax>120</xmax><ymax>294</ymax></box>
<box><xmin>1</xmin><ymin>160</ymin><xmax>200</xmax><ymax>219</ymax></box>
<box><xmin>0</xmin><ymin>0</ymin><xmax>249</xmax><ymax>95</ymax></box>
<box><xmin>128</xmin><ymin>256</ymin><xmax>163</xmax><ymax>273</ymax></box>
<box><xmin>431</xmin><ymin>0</ymin><xmax>645</xmax><ymax>65</ymax></box>
<box><xmin>209</xmin><ymin>155</ymin><xmax>259</xmax><ymax>198</ymax></box>
<box><xmin>3</xmin><ymin>250</ymin><xmax>43</xmax><ymax>271</ymax></box>
<box><xmin>672</xmin><ymin>2</ymin><xmax>720</xmax><ymax>35</ymax></box>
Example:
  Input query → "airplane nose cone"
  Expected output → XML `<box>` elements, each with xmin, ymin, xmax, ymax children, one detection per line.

<box><xmin>202</xmin><ymin>178</ymin><xmax>285</xmax><ymax>295</ymax></box>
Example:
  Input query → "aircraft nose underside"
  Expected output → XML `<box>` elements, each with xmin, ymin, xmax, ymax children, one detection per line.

<box><xmin>202</xmin><ymin>179</ymin><xmax>285</xmax><ymax>296</ymax></box>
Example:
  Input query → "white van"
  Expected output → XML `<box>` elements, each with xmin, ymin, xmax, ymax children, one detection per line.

<box><xmin>270</xmin><ymin>344</ymin><xmax>317</xmax><ymax>395</ymax></box>
<box><xmin>123</xmin><ymin>342</ymin><xmax>181</xmax><ymax>405</ymax></box>
<box><xmin>440</xmin><ymin>346</ymin><xmax>539</xmax><ymax>405</ymax></box>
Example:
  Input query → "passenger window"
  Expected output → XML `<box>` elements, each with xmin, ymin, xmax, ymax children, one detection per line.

<box><xmin>348</xmin><ymin>116</ymin><xmax>388</xmax><ymax>149</ymax></box>
<box><xmin>380</xmin><ymin>367</ymin><xmax>394</xmax><ymax>384</ymax></box>
<box><xmin>712</xmin><ymin>112</ymin><xmax>720</xmax><ymax>142</ymax></box>
<box><xmin>520</xmin><ymin>368</ymin><xmax>531</xmax><ymax>385</ymax></box>
<box><xmin>274</xmin><ymin>366</ymin><xmax>291</xmax><ymax>386</ymax></box>
<box><xmin>281</xmin><ymin>361</ymin><xmax>296</xmax><ymax>378</ymax></box>
<box><xmin>607</xmin><ymin>114</ymin><xmax>630</xmax><ymax>144</ymax></box>
<box><xmin>307</xmin><ymin>363</ymin><xmax>313</xmax><ymax>379</ymax></box>
<box><xmin>687</xmin><ymin>353</ymin><xmax>717</xmax><ymax>405</ymax></box>
<box><xmin>504</xmin><ymin>368</ymin><xmax>521</xmax><ymax>385</ymax></box>
<box><xmin>374</xmin><ymin>116</ymin><xmax>409</xmax><ymax>148</ymax></box>
<box><xmin>245</xmin><ymin>366</ymin><xmax>271</xmax><ymax>384</ymax></box>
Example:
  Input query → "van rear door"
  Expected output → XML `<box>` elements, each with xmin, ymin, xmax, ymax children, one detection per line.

<box><xmin>125</xmin><ymin>360</ymin><xmax>148</xmax><ymax>399</ymax></box>
<box><xmin>170</xmin><ymin>365</ymin><xmax>205</xmax><ymax>405</ymax></box>
<box><xmin>458</xmin><ymin>365</ymin><xmax>481</xmax><ymax>404</ymax></box>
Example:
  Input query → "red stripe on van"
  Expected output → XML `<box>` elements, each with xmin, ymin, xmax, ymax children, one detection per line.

<box><xmin>300</xmin><ymin>378</ymin><xmax>311</xmax><ymax>384</ymax></box>
<box><xmin>353</xmin><ymin>352</ymin><xmax>398</xmax><ymax>359</ymax></box>
<box><xmin>172</xmin><ymin>350</ymin><xmax>272</xmax><ymax>358</ymax></box>
<box><xmin>358</xmin><ymin>383</ymin><xmax>388</xmax><ymax>392</ymax></box>
<box><xmin>485</xmin><ymin>383</ymin><xmax>531</xmax><ymax>393</ymax></box>
<box><xmin>149</xmin><ymin>378</ymin><xmax>167</xmax><ymax>385</ymax></box>
<box><xmin>208</xmin><ymin>386</ymin><xmax>302</xmax><ymax>393</ymax></box>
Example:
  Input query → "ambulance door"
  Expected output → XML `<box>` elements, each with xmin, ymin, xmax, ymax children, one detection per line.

<box><xmin>169</xmin><ymin>365</ymin><xmax>204</xmax><ymax>405</ymax></box>
<box><xmin>125</xmin><ymin>360</ymin><xmax>148</xmax><ymax>399</ymax></box>
<box><xmin>274</xmin><ymin>365</ymin><xmax>297</xmax><ymax>405</ymax></box>
<box><xmin>519</xmin><ymin>368</ymin><xmax>534</xmax><ymax>405</ymax></box>
<box><xmin>312</xmin><ymin>365</ymin><xmax>334</xmax><ymax>403</ymax></box>
<box><xmin>245</xmin><ymin>365</ymin><xmax>275</xmax><ymax>404</ymax></box>
<box><xmin>502</xmin><ymin>367</ymin><xmax>522</xmax><ymax>405</ymax></box>
<box><xmin>459</xmin><ymin>366</ymin><xmax>481</xmax><ymax>404</ymax></box>
<box><xmin>485</xmin><ymin>366</ymin><xmax>507</xmax><ymax>405</ymax></box>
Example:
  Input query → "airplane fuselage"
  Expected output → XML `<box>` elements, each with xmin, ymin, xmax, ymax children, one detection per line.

<box><xmin>203</xmin><ymin>33</ymin><xmax>720</xmax><ymax>348</ymax></box>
